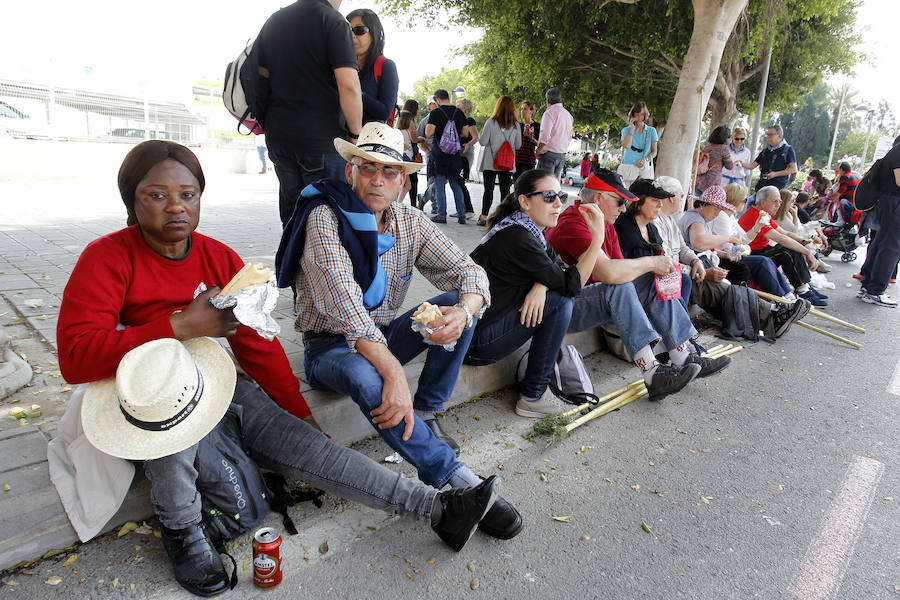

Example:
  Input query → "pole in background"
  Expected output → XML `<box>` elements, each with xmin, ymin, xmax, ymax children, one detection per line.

<box><xmin>860</xmin><ymin>108</ymin><xmax>874</xmax><ymax>171</ymax></box>
<box><xmin>827</xmin><ymin>78</ymin><xmax>849</xmax><ymax>169</ymax></box>
<box><xmin>747</xmin><ymin>44</ymin><xmax>773</xmax><ymax>189</ymax></box>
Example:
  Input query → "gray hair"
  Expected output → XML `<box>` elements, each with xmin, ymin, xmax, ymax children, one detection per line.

<box><xmin>546</xmin><ymin>87</ymin><xmax>562</xmax><ymax>105</ymax></box>
<box><xmin>655</xmin><ymin>175</ymin><xmax>683</xmax><ymax>198</ymax></box>
<box><xmin>579</xmin><ymin>186</ymin><xmax>597</xmax><ymax>202</ymax></box>
<box><xmin>755</xmin><ymin>185</ymin><xmax>780</xmax><ymax>204</ymax></box>
<box><xmin>766</xmin><ymin>123</ymin><xmax>783</xmax><ymax>136</ymax></box>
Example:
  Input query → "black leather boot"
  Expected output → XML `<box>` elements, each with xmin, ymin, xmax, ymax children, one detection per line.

<box><xmin>161</xmin><ymin>522</ymin><xmax>230</xmax><ymax>597</ymax></box>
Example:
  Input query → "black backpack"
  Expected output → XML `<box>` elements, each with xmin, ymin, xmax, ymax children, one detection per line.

<box><xmin>720</xmin><ymin>284</ymin><xmax>761</xmax><ymax>342</ymax></box>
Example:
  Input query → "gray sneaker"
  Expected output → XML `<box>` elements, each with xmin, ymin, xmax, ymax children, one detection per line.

<box><xmin>515</xmin><ymin>388</ymin><xmax>569</xmax><ymax>418</ymax></box>
<box><xmin>646</xmin><ymin>363</ymin><xmax>701</xmax><ymax>401</ymax></box>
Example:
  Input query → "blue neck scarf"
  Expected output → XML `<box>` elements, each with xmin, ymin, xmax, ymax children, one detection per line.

<box><xmin>480</xmin><ymin>211</ymin><xmax>546</xmax><ymax>249</ymax></box>
<box><xmin>275</xmin><ymin>180</ymin><xmax>395</xmax><ymax>310</ymax></box>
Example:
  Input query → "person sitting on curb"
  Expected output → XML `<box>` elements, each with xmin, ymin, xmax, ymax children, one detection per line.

<box><xmin>50</xmin><ymin>141</ymin><xmax>501</xmax><ymax>598</ymax></box>
<box><xmin>738</xmin><ymin>185</ymin><xmax>828</xmax><ymax>308</ymax></box>
<box><xmin>277</xmin><ymin>122</ymin><xmax>523</xmax><ymax>542</ymax></box>
<box><xmin>663</xmin><ymin>184</ymin><xmax>811</xmax><ymax>339</ymax></box>
<box><xmin>544</xmin><ymin>170</ymin><xmax>731</xmax><ymax>398</ymax></box>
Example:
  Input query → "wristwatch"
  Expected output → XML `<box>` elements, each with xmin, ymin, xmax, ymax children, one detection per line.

<box><xmin>455</xmin><ymin>303</ymin><xmax>474</xmax><ymax>330</ymax></box>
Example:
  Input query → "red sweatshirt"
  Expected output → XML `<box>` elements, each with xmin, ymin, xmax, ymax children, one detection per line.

<box><xmin>57</xmin><ymin>226</ymin><xmax>310</xmax><ymax>418</ymax></box>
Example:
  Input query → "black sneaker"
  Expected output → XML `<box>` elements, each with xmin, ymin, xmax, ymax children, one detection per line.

<box><xmin>431</xmin><ymin>215</ymin><xmax>447</xmax><ymax>224</ymax></box>
<box><xmin>457</xmin><ymin>217</ymin><xmax>467</xmax><ymax>225</ymax></box>
<box><xmin>161</xmin><ymin>522</ymin><xmax>230</xmax><ymax>597</ymax></box>
<box><xmin>646</xmin><ymin>363</ymin><xmax>701</xmax><ymax>401</ymax></box>
<box><xmin>772</xmin><ymin>298</ymin><xmax>811</xmax><ymax>337</ymax></box>
<box><xmin>478</xmin><ymin>496</ymin><xmax>524</xmax><ymax>539</ymax></box>
<box><xmin>684</xmin><ymin>353</ymin><xmax>732</xmax><ymax>377</ymax></box>
<box><xmin>432</xmin><ymin>475</ymin><xmax>500</xmax><ymax>551</ymax></box>
<box><xmin>424</xmin><ymin>418</ymin><xmax>460</xmax><ymax>455</ymax></box>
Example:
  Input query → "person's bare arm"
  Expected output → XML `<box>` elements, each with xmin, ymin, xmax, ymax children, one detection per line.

<box><xmin>334</xmin><ymin>67</ymin><xmax>362</xmax><ymax>139</ymax></box>
<box><xmin>687</xmin><ymin>222</ymin><xmax>742</xmax><ymax>251</ymax></box>
<box><xmin>765</xmin><ymin>228</ymin><xmax>818</xmax><ymax>269</ymax></box>
<box><xmin>425</xmin><ymin>123</ymin><xmax>435</xmax><ymax>139</ymax></box>
<box><xmin>589</xmin><ymin>254</ymin><xmax>677</xmax><ymax>285</ymax></box>
<box><xmin>354</xmin><ymin>338</ymin><xmax>414</xmax><ymax>441</ymax></box>
<box><xmin>894</xmin><ymin>167</ymin><xmax>900</xmax><ymax>187</ymax></box>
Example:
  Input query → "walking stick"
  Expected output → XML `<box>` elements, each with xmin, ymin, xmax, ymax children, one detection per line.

<box><xmin>795</xmin><ymin>321</ymin><xmax>862</xmax><ymax>349</ymax></box>
<box><xmin>749</xmin><ymin>288</ymin><xmax>866</xmax><ymax>333</ymax></box>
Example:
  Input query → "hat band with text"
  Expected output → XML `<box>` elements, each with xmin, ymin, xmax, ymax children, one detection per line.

<box><xmin>119</xmin><ymin>369</ymin><xmax>204</xmax><ymax>432</ymax></box>
<box><xmin>356</xmin><ymin>143</ymin><xmax>404</xmax><ymax>162</ymax></box>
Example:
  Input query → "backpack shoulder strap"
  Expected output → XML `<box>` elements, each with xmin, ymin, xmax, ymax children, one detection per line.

<box><xmin>374</xmin><ymin>55</ymin><xmax>385</xmax><ymax>83</ymax></box>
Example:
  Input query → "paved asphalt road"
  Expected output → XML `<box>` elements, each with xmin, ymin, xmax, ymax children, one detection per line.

<box><xmin>1</xmin><ymin>170</ymin><xmax>897</xmax><ymax>599</ymax></box>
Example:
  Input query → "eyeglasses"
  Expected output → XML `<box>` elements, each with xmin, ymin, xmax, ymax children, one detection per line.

<box><xmin>734</xmin><ymin>137</ymin><xmax>745</xmax><ymax>141</ymax></box>
<box><xmin>353</xmin><ymin>161</ymin><xmax>402</xmax><ymax>180</ymax></box>
<box><xmin>765</xmin><ymin>132</ymin><xmax>779</xmax><ymax>137</ymax></box>
<box><xmin>351</xmin><ymin>25</ymin><xmax>370</xmax><ymax>36</ymax></box>
<box><xmin>524</xmin><ymin>190</ymin><xmax>569</xmax><ymax>204</ymax></box>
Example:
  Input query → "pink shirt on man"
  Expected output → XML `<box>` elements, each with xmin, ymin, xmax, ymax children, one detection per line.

<box><xmin>537</xmin><ymin>103</ymin><xmax>574</xmax><ymax>154</ymax></box>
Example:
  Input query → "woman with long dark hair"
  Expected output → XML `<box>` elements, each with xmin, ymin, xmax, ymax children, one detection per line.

<box><xmin>347</xmin><ymin>9</ymin><xmax>398</xmax><ymax>125</ymax></box>
<box><xmin>695</xmin><ymin>125</ymin><xmax>734</xmax><ymax>194</ymax></box>
<box><xmin>477</xmin><ymin>96</ymin><xmax>521</xmax><ymax>226</ymax></box>
<box><xmin>465</xmin><ymin>169</ymin><xmax>606</xmax><ymax>417</ymax></box>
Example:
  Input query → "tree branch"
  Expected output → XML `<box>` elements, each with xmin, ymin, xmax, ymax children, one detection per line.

<box><xmin>584</xmin><ymin>36</ymin><xmax>681</xmax><ymax>75</ymax></box>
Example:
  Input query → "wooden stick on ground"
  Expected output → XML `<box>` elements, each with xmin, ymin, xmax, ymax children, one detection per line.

<box><xmin>565</xmin><ymin>385</ymin><xmax>648</xmax><ymax>432</ymax></box>
<box><xmin>560</xmin><ymin>379</ymin><xmax>644</xmax><ymax>418</ymax></box>
<box><xmin>750</xmin><ymin>288</ymin><xmax>866</xmax><ymax>333</ymax></box>
<box><xmin>796</xmin><ymin>321</ymin><xmax>862</xmax><ymax>349</ymax></box>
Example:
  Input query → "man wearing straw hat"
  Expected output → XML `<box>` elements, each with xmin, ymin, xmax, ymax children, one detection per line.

<box><xmin>277</xmin><ymin>121</ymin><xmax>524</xmax><ymax>544</ymax></box>
<box><xmin>62</xmin><ymin>338</ymin><xmax>501</xmax><ymax>596</ymax></box>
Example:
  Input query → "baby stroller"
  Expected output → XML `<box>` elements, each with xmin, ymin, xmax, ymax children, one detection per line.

<box><xmin>820</xmin><ymin>220</ymin><xmax>859</xmax><ymax>262</ymax></box>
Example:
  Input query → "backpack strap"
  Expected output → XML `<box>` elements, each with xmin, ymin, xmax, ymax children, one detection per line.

<box><xmin>374</xmin><ymin>55</ymin><xmax>385</xmax><ymax>83</ymax></box>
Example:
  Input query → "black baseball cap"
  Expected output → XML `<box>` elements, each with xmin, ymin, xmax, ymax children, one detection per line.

<box><xmin>629</xmin><ymin>178</ymin><xmax>675</xmax><ymax>200</ymax></box>
<box><xmin>584</xmin><ymin>168</ymin><xmax>637</xmax><ymax>200</ymax></box>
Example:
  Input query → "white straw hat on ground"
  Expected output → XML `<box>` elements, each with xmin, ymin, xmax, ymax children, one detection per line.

<box><xmin>82</xmin><ymin>338</ymin><xmax>236</xmax><ymax>460</ymax></box>
<box><xmin>334</xmin><ymin>122</ymin><xmax>424</xmax><ymax>173</ymax></box>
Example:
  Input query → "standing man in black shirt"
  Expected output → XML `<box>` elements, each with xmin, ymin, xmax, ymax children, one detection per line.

<box><xmin>858</xmin><ymin>136</ymin><xmax>900</xmax><ymax>308</ymax></box>
<box><xmin>256</xmin><ymin>0</ymin><xmax>363</xmax><ymax>227</ymax></box>
<box><xmin>746</xmin><ymin>124</ymin><xmax>798</xmax><ymax>192</ymax></box>
<box><xmin>425</xmin><ymin>89</ymin><xmax>468</xmax><ymax>224</ymax></box>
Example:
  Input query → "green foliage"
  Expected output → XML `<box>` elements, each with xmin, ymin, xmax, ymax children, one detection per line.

<box><xmin>780</xmin><ymin>82</ymin><xmax>834</xmax><ymax>164</ymax></box>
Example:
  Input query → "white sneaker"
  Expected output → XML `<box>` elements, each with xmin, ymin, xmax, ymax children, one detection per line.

<box><xmin>515</xmin><ymin>388</ymin><xmax>569</xmax><ymax>418</ymax></box>
<box><xmin>860</xmin><ymin>291</ymin><xmax>898</xmax><ymax>307</ymax></box>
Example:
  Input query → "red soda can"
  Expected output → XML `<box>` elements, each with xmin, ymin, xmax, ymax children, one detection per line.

<box><xmin>253</xmin><ymin>527</ymin><xmax>283</xmax><ymax>589</ymax></box>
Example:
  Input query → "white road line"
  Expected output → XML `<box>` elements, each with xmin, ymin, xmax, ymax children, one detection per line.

<box><xmin>888</xmin><ymin>353</ymin><xmax>900</xmax><ymax>396</ymax></box>
<box><xmin>789</xmin><ymin>455</ymin><xmax>885</xmax><ymax>600</ymax></box>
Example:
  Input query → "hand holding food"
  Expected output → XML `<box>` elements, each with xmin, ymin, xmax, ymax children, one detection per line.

<box><xmin>412</xmin><ymin>302</ymin><xmax>443</xmax><ymax>324</ymax></box>
<box><xmin>220</xmin><ymin>263</ymin><xmax>274</xmax><ymax>297</ymax></box>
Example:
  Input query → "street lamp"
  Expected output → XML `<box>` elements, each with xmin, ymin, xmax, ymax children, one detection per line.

<box><xmin>453</xmin><ymin>86</ymin><xmax>466</xmax><ymax>99</ymax></box>
<box><xmin>855</xmin><ymin>104</ymin><xmax>875</xmax><ymax>171</ymax></box>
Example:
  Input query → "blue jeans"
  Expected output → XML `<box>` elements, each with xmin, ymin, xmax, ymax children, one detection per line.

<box><xmin>267</xmin><ymin>143</ymin><xmax>348</xmax><ymax>227</ymax></box>
<box><xmin>679</xmin><ymin>272</ymin><xmax>692</xmax><ymax>312</ymax></box>
<box><xmin>433</xmin><ymin>174</ymin><xmax>466</xmax><ymax>219</ymax></box>
<box><xmin>537</xmin><ymin>152</ymin><xmax>566</xmax><ymax>179</ymax></box>
<box><xmin>144</xmin><ymin>378</ymin><xmax>438</xmax><ymax>529</ymax></box>
<box><xmin>256</xmin><ymin>145</ymin><xmax>267</xmax><ymax>172</ymax></box>
<box><xmin>464</xmin><ymin>291</ymin><xmax>573</xmax><ymax>399</ymax></box>
<box><xmin>568</xmin><ymin>274</ymin><xmax>697</xmax><ymax>356</ymax></box>
<box><xmin>741</xmin><ymin>254</ymin><xmax>792</xmax><ymax>296</ymax></box>
<box><xmin>303</xmin><ymin>291</ymin><xmax>471</xmax><ymax>487</ymax></box>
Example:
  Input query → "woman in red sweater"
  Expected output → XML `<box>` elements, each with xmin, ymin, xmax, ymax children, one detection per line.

<box><xmin>55</xmin><ymin>141</ymin><xmax>500</xmax><ymax>596</ymax></box>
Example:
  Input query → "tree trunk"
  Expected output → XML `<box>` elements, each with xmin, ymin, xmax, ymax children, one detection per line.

<box><xmin>656</xmin><ymin>0</ymin><xmax>749</xmax><ymax>196</ymax></box>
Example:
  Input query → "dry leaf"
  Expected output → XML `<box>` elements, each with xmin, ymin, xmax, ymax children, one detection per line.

<box><xmin>112</xmin><ymin>578</ymin><xmax>119</xmax><ymax>588</ymax></box>
<box><xmin>539</xmin><ymin>472</ymin><xmax>547</xmax><ymax>482</ymax></box>
<box><xmin>776</xmin><ymin>485</ymin><xmax>784</xmax><ymax>491</ymax></box>
<box><xmin>62</xmin><ymin>554</ymin><xmax>77</xmax><ymax>567</ymax></box>
<box><xmin>426</xmin><ymin>557</ymin><xmax>436</xmax><ymax>565</ymax></box>
<box><xmin>641</xmin><ymin>521</ymin><xmax>652</xmax><ymax>534</ymax></box>
<box><xmin>60</xmin><ymin>385</ymin><xmax>72</xmax><ymax>393</ymax></box>
<box><xmin>46</xmin><ymin>576</ymin><xmax>63</xmax><ymax>585</ymax></box>
<box><xmin>467</xmin><ymin>561</ymin><xmax>475</xmax><ymax>572</ymax></box>
<box><xmin>319</xmin><ymin>542</ymin><xmax>329</xmax><ymax>554</ymax></box>
<box><xmin>580</xmin><ymin>535</ymin><xmax>590</xmax><ymax>541</ymax></box>
<box><xmin>700</xmin><ymin>497</ymin><xmax>711</xmax><ymax>505</ymax></box>
<box><xmin>603</xmin><ymin>478</ymin><xmax>612</xmax><ymax>483</ymax></box>
<box><xmin>130</xmin><ymin>584</ymin><xmax>135</xmax><ymax>591</ymax></box>
<box><xmin>117</xmin><ymin>522</ymin><xmax>138</xmax><ymax>538</ymax></box>
<box><xmin>405</xmin><ymin>572</ymin><xmax>416</xmax><ymax>581</ymax></box>
<box><xmin>470</xmin><ymin>578</ymin><xmax>479</xmax><ymax>590</ymax></box>
<box><xmin>631</xmin><ymin>485</ymin><xmax>641</xmax><ymax>492</ymax></box>
<box><xmin>2</xmin><ymin>484</ymin><xmax>9</xmax><ymax>492</ymax></box>
<box><xmin>551</xmin><ymin>515</ymin><xmax>571</xmax><ymax>523</ymax></box>
<box><xmin>6</xmin><ymin>581</ymin><xmax>18</xmax><ymax>586</ymax></box>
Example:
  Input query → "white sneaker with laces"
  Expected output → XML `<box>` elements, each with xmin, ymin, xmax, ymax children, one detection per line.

<box><xmin>860</xmin><ymin>291</ymin><xmax>898</xmax><ymax>307</ymax></box>
<box><xmin>515</xmin><ymin>388</ymin><xmax>569</xmax><ymax>418</ymax></box>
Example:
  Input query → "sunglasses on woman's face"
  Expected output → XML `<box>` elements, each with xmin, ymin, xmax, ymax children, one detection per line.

<box><xmin>351</xmin><ymin>25</ymin><xmax>370</xmax><ymax>36</ymax></box>
<box><xmin>734</xmin><ymin>137</ymin><xmax>745</xmax><ymax>141</ymax></box>
<box><xmin>525</xmin><ymin>190</ymin><xmax>569</xmax><ymax>204</ymax></box>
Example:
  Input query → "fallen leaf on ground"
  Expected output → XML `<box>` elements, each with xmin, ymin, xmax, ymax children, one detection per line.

<box><xmin>641</xmin><ymin>521</ymin><xmax>653</xmax><ymax>533</ymax></box>
<box><xmin>319</xmin><ymin>542</ymin><xmax>329</xmax><ymax>554</ymax></box>
<box><xmin>470</xmin><ymin>578</ymin><xmax>479</xmax><ymax>590</ymax></box>
<box><xmin>426</xmin><ymin>557</ymin><xmax>436</xmax><ymax>565</ymax></box>
<box><xmin>631</xmin><ymin>485</ymin><xmax>641</xmax><ymax>492</ymax></box>
<box><xmin>2</xmin><ymin>484</ymin><xmax>9</xmax><ymax>492</ymax></box>
<box><xmin>580</xmin><ymin>535</ymin><xmax>590</xmax><ymax>541</ymax></box>
<box><xmin>406</xmin><ymin>572</ymin><xmax>416</xmax><ymax>581</ymax></box>
<box><xmin>700</xmin><ymin>497</ymin><xmax>712</xmax><ymax>505</ymax></box>
<box><xmin>552</xmin><ymin>515</ymin><xmax>571</xmax><ymax>523</ymax></box>
<box><xmin>46</xmin><ymin>576</ymin><xmax>62</xmax><ymax>585</ymax></box>
<box><xmin>467</xmin><ymin>561</ymin><xmax>475</xmax><ymax>572</ymax></box>
<box><xmin>118</xmin><ymin>522</ymin><xmax>138</xmax><ymax>537</ymax></box>
<box><xmin>62</xmin><ymin>554</ymin><xmax>77</xmax><ymax>567</ymax></box>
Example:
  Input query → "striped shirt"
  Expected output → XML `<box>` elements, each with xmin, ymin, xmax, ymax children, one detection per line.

<box><xmin>837</xmin><ymin>172</ymin><xmax>861</xmax><ymax>200</ymax></box>
<box><xmin>295</xmin><ymin>201</ymin><xmax>490</xmax><ymax>349</ymax></box>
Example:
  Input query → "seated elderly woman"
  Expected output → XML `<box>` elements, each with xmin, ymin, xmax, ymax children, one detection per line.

<box><xmin>52</xmin><ymin>141</ymin><xmax>501</xmax><ymax>597</ymax></box>
<box><xmin>707</xmin><ymin>183</ymin><xmax>793</xmax><ymax>297</ymax></box>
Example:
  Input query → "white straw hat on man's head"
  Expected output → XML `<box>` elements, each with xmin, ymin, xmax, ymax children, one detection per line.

<box><xmin>81</xmin><ymin>338</ymin><xmax>235</xmax><ymax>460</ymax></box>
<box><xmin>334</xmin><ymin>122</ymin><xmax>424</xmax><ymax>173</ymax></box>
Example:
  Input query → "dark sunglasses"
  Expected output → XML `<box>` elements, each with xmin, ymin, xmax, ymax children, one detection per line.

<box><xmin>351</xmin><ymin>25</ymin><xmax>370</xmax><ymax>36</ymax></box>
<box><xmin>525</xmin><ymin>190</ymin><xmax>569</xmax><ymax>204</ymax></box>
<box><xmin>734</xmin><ymin>137</ymin><xmax>745</xmax><ymax>141</ymax></box>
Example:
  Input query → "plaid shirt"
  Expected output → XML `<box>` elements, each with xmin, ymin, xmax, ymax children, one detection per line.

<box><xmin>295</xmin><ymin>201</ymin><xmax>490</xmax><ymax>349</ymax></box>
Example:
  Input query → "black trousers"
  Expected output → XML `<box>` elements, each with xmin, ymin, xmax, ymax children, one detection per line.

<box><xmin>718</xmin><ymin>257</ymin><xmax>751</xmax><ymax>285</ymax></box>
<box><xmin>482</xmin><ymin>170</ymin><xmax>514</xmax><ymax>217</ymax></box>
<box><xmin>752</xmin><ymin>244</ymin><xmax>811</xmax><ymax>288</ymax></box>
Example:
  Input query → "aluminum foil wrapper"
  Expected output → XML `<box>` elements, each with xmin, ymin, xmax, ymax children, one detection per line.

<box><xmin>194</xmin><ymin>281</ymin><xmax>281</xmax><ymax>341</ymax></box>
<box><xmin>410</xmin><ymin>319</ymin><xmax>457</xmax><ymax>352</ymax></box>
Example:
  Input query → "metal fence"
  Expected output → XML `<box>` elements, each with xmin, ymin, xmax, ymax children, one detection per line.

<box><xmin>0</xmin><ymin>78</ymin><xmax>250</xmax><ymax>147</ymax></box>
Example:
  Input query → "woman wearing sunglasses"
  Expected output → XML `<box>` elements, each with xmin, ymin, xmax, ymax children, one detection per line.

<box><xmin>347</xmin><ymin>9</ymin><xmax>398</xmax><ymax>125</ymax></box>
<box><xmin>465</xmin><ymin>169</ymin><xmax>607</xmax><ymax>417</ymax></box>
<box><xmin>723</xmin><ymin>127</ymin><xmax>751</xmax><ymax>186</ymax></box>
